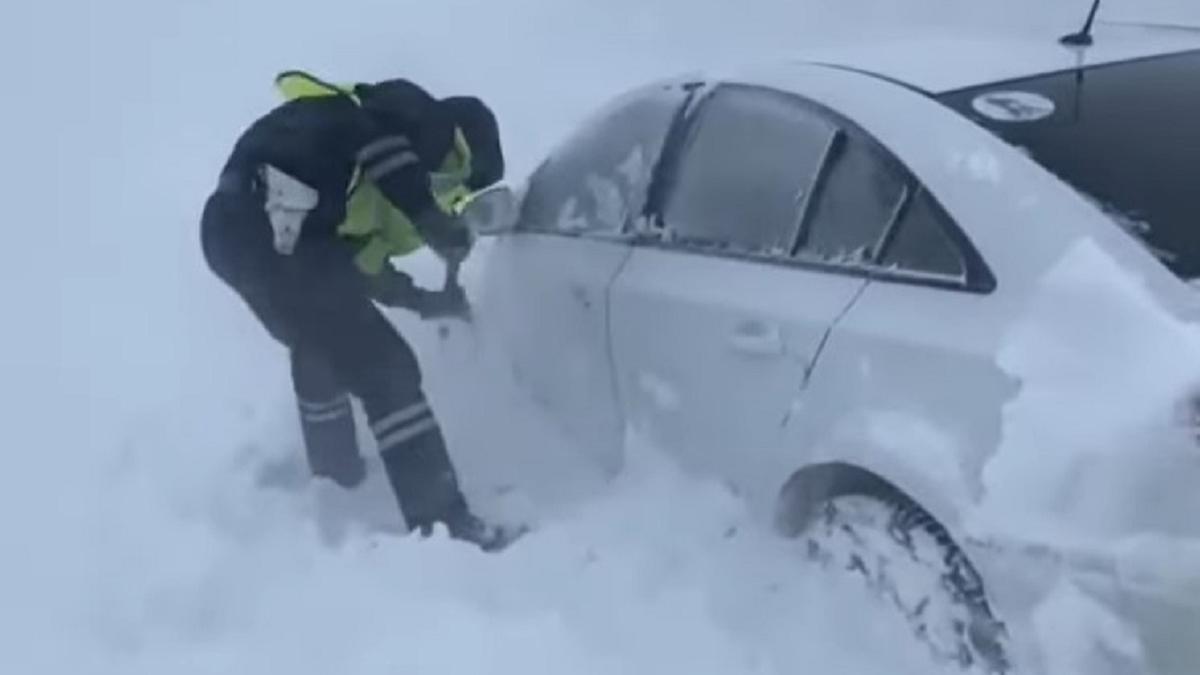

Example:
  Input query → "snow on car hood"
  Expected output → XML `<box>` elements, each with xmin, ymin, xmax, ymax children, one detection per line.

<box><xmin>971</xmin><ymin>237</ymin><xmax>1200</xmax><ymax>547</ymax></box>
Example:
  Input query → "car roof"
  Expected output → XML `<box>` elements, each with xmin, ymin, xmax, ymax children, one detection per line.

<box><xmin>795</xmin><ymin>21</ymin><xmax>1200</xmax><ymax>93</ymax></box>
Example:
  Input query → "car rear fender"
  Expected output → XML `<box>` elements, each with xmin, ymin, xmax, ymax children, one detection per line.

<box><xmin>777</xmin><ymin>416</ymin><xmax>975</xmax><ymax>546</ymax></box>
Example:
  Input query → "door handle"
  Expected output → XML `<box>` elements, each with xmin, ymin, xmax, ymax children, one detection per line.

<box><xmin>729</xmin><ymin>321</ymin><xmax>785</xmax><ymax>357</ymax></box>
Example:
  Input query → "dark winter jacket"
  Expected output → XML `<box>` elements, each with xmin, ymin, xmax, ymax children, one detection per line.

<box><xmin>220</xmin><ymin>77</ymin><xmax>505</xmax><ymax>248</ymax></box>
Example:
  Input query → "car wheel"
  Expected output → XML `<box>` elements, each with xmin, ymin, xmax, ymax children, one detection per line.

<box><xmin>784</xmin><ymin>468</ymin><xmax>1010</xmax><ymax>673</ymax></box>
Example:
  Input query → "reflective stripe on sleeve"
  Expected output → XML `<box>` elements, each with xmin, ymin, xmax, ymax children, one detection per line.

<box><xmin>357</xmin><ymin>135</ymin><xmax>411</xmax><ymax>165</ymax></box>
<box><xmin>364</xmin><ymin>151</ymin><xmax>421</xmax><ymax>182</ymax></box>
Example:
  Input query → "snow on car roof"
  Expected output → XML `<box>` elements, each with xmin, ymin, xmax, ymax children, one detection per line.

<box><xmin>796</xmin><ymin>21</ymin><xmax>1200</xmax><ymax>93</ymax></box>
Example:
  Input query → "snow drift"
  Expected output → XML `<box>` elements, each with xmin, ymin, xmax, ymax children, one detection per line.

<box><xmin>14</xmin><ymin>0</ymin><xmax>1198</xmax><ymax>673</ymax></box>
<box><xmin>979</xmin><ymin>237</ymin><xmax>1200</xmax><ymax>542</ymax></box>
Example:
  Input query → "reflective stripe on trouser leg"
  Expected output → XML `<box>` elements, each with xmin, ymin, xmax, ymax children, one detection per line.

<box><xmin>296</xmin><ymin>393</ymin><xmax>364</xmax><ymax>488</ymax></box>
<box><xmin>370</xmin><ymin>400</ymin><xmax>430</xmax><ymax>440</ymax></box>
<box><xmin>299</xmin><ymin>395</ymin><xmax>352</xmax><ymax>423</ymax></box>
<box><xmin>292</xmin><ymin>348</ymin><xmax>364</xmax><ymax>488</ymax></box>
<box><xmin>372</xmin><ymin>399</ymin><xmax>467</xmax><ymax>532</ymax></box>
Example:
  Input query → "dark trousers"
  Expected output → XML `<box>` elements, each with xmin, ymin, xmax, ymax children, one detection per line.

<box><xmin>199</xmin><ymin>177</ymin><xmax>467</xmax><ymax>531</ymax></box>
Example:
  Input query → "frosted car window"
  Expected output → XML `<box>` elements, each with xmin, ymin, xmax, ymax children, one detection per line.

<box><xmin>797</xmin><ymin>135</ymin><xmax>907</xmax><ymax>266</ymax></box>
<box><xmin>661</xmin><ymin>86</ymin><xmax>836</xmax><ymax>256</ymax></box>
<box><xmin>880</xmin><ymin>188</ymin><xmax>966</xmax><ymax>278</ymax></box>
<box><xmin>519</xmin><ymin>84</ymin><xmax>687</xmax><ymax>235</ymax></box>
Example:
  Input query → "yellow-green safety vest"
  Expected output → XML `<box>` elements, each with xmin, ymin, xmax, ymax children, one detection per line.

<box><xmin>275</xmin><ymin>71</ymin><xmax>475</xmax><ymax>275</ymax></box>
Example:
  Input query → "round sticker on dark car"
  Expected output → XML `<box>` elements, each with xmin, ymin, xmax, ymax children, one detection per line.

<box><xmin>971</xmin><ymin>91</ymin><xmax>1057</xmax><ymax>122</ymax></box>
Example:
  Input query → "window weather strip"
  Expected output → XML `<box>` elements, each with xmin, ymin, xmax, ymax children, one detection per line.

<box><xmin>788</xmin><ymin>129</ymin><xmax>844</xmax><ymax>257</ymax></box>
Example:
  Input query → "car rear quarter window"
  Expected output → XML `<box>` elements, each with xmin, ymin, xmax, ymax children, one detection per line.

<box><xmin>938</xmin><ymin>49</ymin><xmax>1200</xmax><ymax>282</ymax></box>
<box><xmin>658</xmin><ymin>84</ymin><xmax>837</xmax><ymax>255</ymax></box>
<box><xmin>879</xmin><ymin>187</ymin><xmax>966</xmax><ymax>279</ymax></box>
<box><xmin>519</xmin><ymin>83</ymin><xmax>690</xmax><ymax>235</ymax></box>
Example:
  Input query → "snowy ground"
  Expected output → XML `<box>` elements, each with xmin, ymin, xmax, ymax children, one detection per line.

<box><xmin>11</xmin><ymin>0</ymin><xmax>1199</xmax><ymax>673</ymax></box>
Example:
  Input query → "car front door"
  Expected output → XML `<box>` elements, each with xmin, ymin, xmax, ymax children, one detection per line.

<box><xmin>482</xmin><ymin>82</ymin><xmax>695</xmax><ymax>473</ymax></box>
<box><xmin>609</xmin><ymin>83</ymin><xmax>911</xmax><ymax>487</ymax></box>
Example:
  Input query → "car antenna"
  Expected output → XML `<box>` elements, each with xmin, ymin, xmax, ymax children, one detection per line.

<box><xmin>1060</xmin><ymin>0</ymin><xmax>1102</xmax><ymax>46</ymax></box>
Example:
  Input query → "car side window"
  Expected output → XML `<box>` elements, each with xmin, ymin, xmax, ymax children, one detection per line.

<box><xmin>796</xmin><ymin>134</ymin><xmax>908</xmax><ymax>265</ymax></box>
<box><xmin>879</xmin><ymin>187</ymin><xmax>966</xmax><ymax>279</ymax></box>
<box><xmin>657</xmin><ymin>85</ymin><xmax>837</xmax><ymax>256</ymax></box>
<box><xmin>646</xmin><ymin>83</ymin><xmax>986</xmax><ymax>290</ymax></box>
<box><xmin>519</xmin><ymin>83</ymin><xmax>690</xmax><ymax>235</ymax></box>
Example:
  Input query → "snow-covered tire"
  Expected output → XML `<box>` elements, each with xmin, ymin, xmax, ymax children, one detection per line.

<box><xmin>784</xmin><ymin>469</ymin><xmax>1010</xmax><ymax>673</ymax></box>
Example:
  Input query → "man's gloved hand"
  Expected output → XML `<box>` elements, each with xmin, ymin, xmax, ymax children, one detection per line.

<box><xmin>367</xmin><ymin>266</ymin><xmax>471</xmax><ymax>320</ymax></box>
<box><xmin>411</xmin><ymin>285</ymin><xmax>471</xmax><ymax>321</ymax></box>
<box><xmin>366</xmin><ymin>266</ymin><xmax>421</xmax><ymax>308</ymax></box>
<box><xmin>413</xmin><ymin>207</ymin><xmax>473</xmax><ymax>263</ymax></box>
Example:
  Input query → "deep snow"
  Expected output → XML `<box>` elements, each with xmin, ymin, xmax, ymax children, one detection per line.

<box><xmin>979</xmin><ymin>238</ymin><xmax>1200</xmax><ymax>543</ymax></box>
<box><xmin>15</xmin><ymin>0</ymin><xmax>1200</xmax><ymax>673</ymax></box>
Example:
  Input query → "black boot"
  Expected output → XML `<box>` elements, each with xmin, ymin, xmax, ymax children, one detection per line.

<box><xmin>440</xmin><ymin>497</ymin><xmax>529</xmax><ymax>552</ymax></box>
<box><xmin>373</xmin><ymin>400</ymin><xmax>523</xmax><ymax>551</ymax></box>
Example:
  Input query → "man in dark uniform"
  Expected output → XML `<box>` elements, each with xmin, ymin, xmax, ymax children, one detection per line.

<box><xmin>200</xmin><ymin>71</ymin><xmax>516</xmax><ymax>551</ymax></box>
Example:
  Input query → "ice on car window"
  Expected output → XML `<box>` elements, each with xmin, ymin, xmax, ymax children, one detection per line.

<box><xmin>522</xmin><ymin>84</ymin><xmax>688</xmax><ymax>235</ymax></box>
<box><xmin>798</xmin><ymin>135</ymin><xmax>907</xmax><ymax>264</ymax></box>
<box><xmin>661</xmin><ymin>85</ymin><xmax>835</xmax><ymax>255</ymax></box>
<box><xmin>879</xmin><ymin>188</ymin><xmax>966</xmax><ymax>278</ymax></box>
<box><xmin>585</xmin><ymin>172</ymin><xmax>627</xmax><ymax>232</ymax></box>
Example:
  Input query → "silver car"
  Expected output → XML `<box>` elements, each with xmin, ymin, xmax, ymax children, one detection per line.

<box><xmin>463</xmin><ymin>19</ymin><xmax>1200</xmax><ymax>675</ymax></box>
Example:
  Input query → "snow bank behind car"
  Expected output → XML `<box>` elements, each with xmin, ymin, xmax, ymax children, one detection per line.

<box><xmin>978</xmin><ymin>236</ymin><xmax>1200</xmax><ymax>542</ymax></box>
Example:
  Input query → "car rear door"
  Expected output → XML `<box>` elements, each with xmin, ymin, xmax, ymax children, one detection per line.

<box><xmin>609</xmin><ymin>83</ymin><xmax>911</xmax><ymax>480</ymax></box>
<box><xmin>483</xmin><ymin>82</ymin><xmax>694</xmax><ymax>473</ymax></box>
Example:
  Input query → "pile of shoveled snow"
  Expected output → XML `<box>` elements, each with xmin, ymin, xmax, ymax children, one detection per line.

<box><xmin>972</xmin><ymin>237</ymin><xmax>1200</xmax><ymax>675</ymax></box>
<box><xmin>977</xmin><ymin>236</ymin><xmax>1200</xmax><ymax>543</ymax></box>
<box><xmin>37</xmin><ymin>249</ymin><xmax>955</xmax><ymax>675</ymax></box>
<box><xmin>77</xmin><ymin>381</ymin><xmax>951</xmax><ymax>675</ymax></box>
